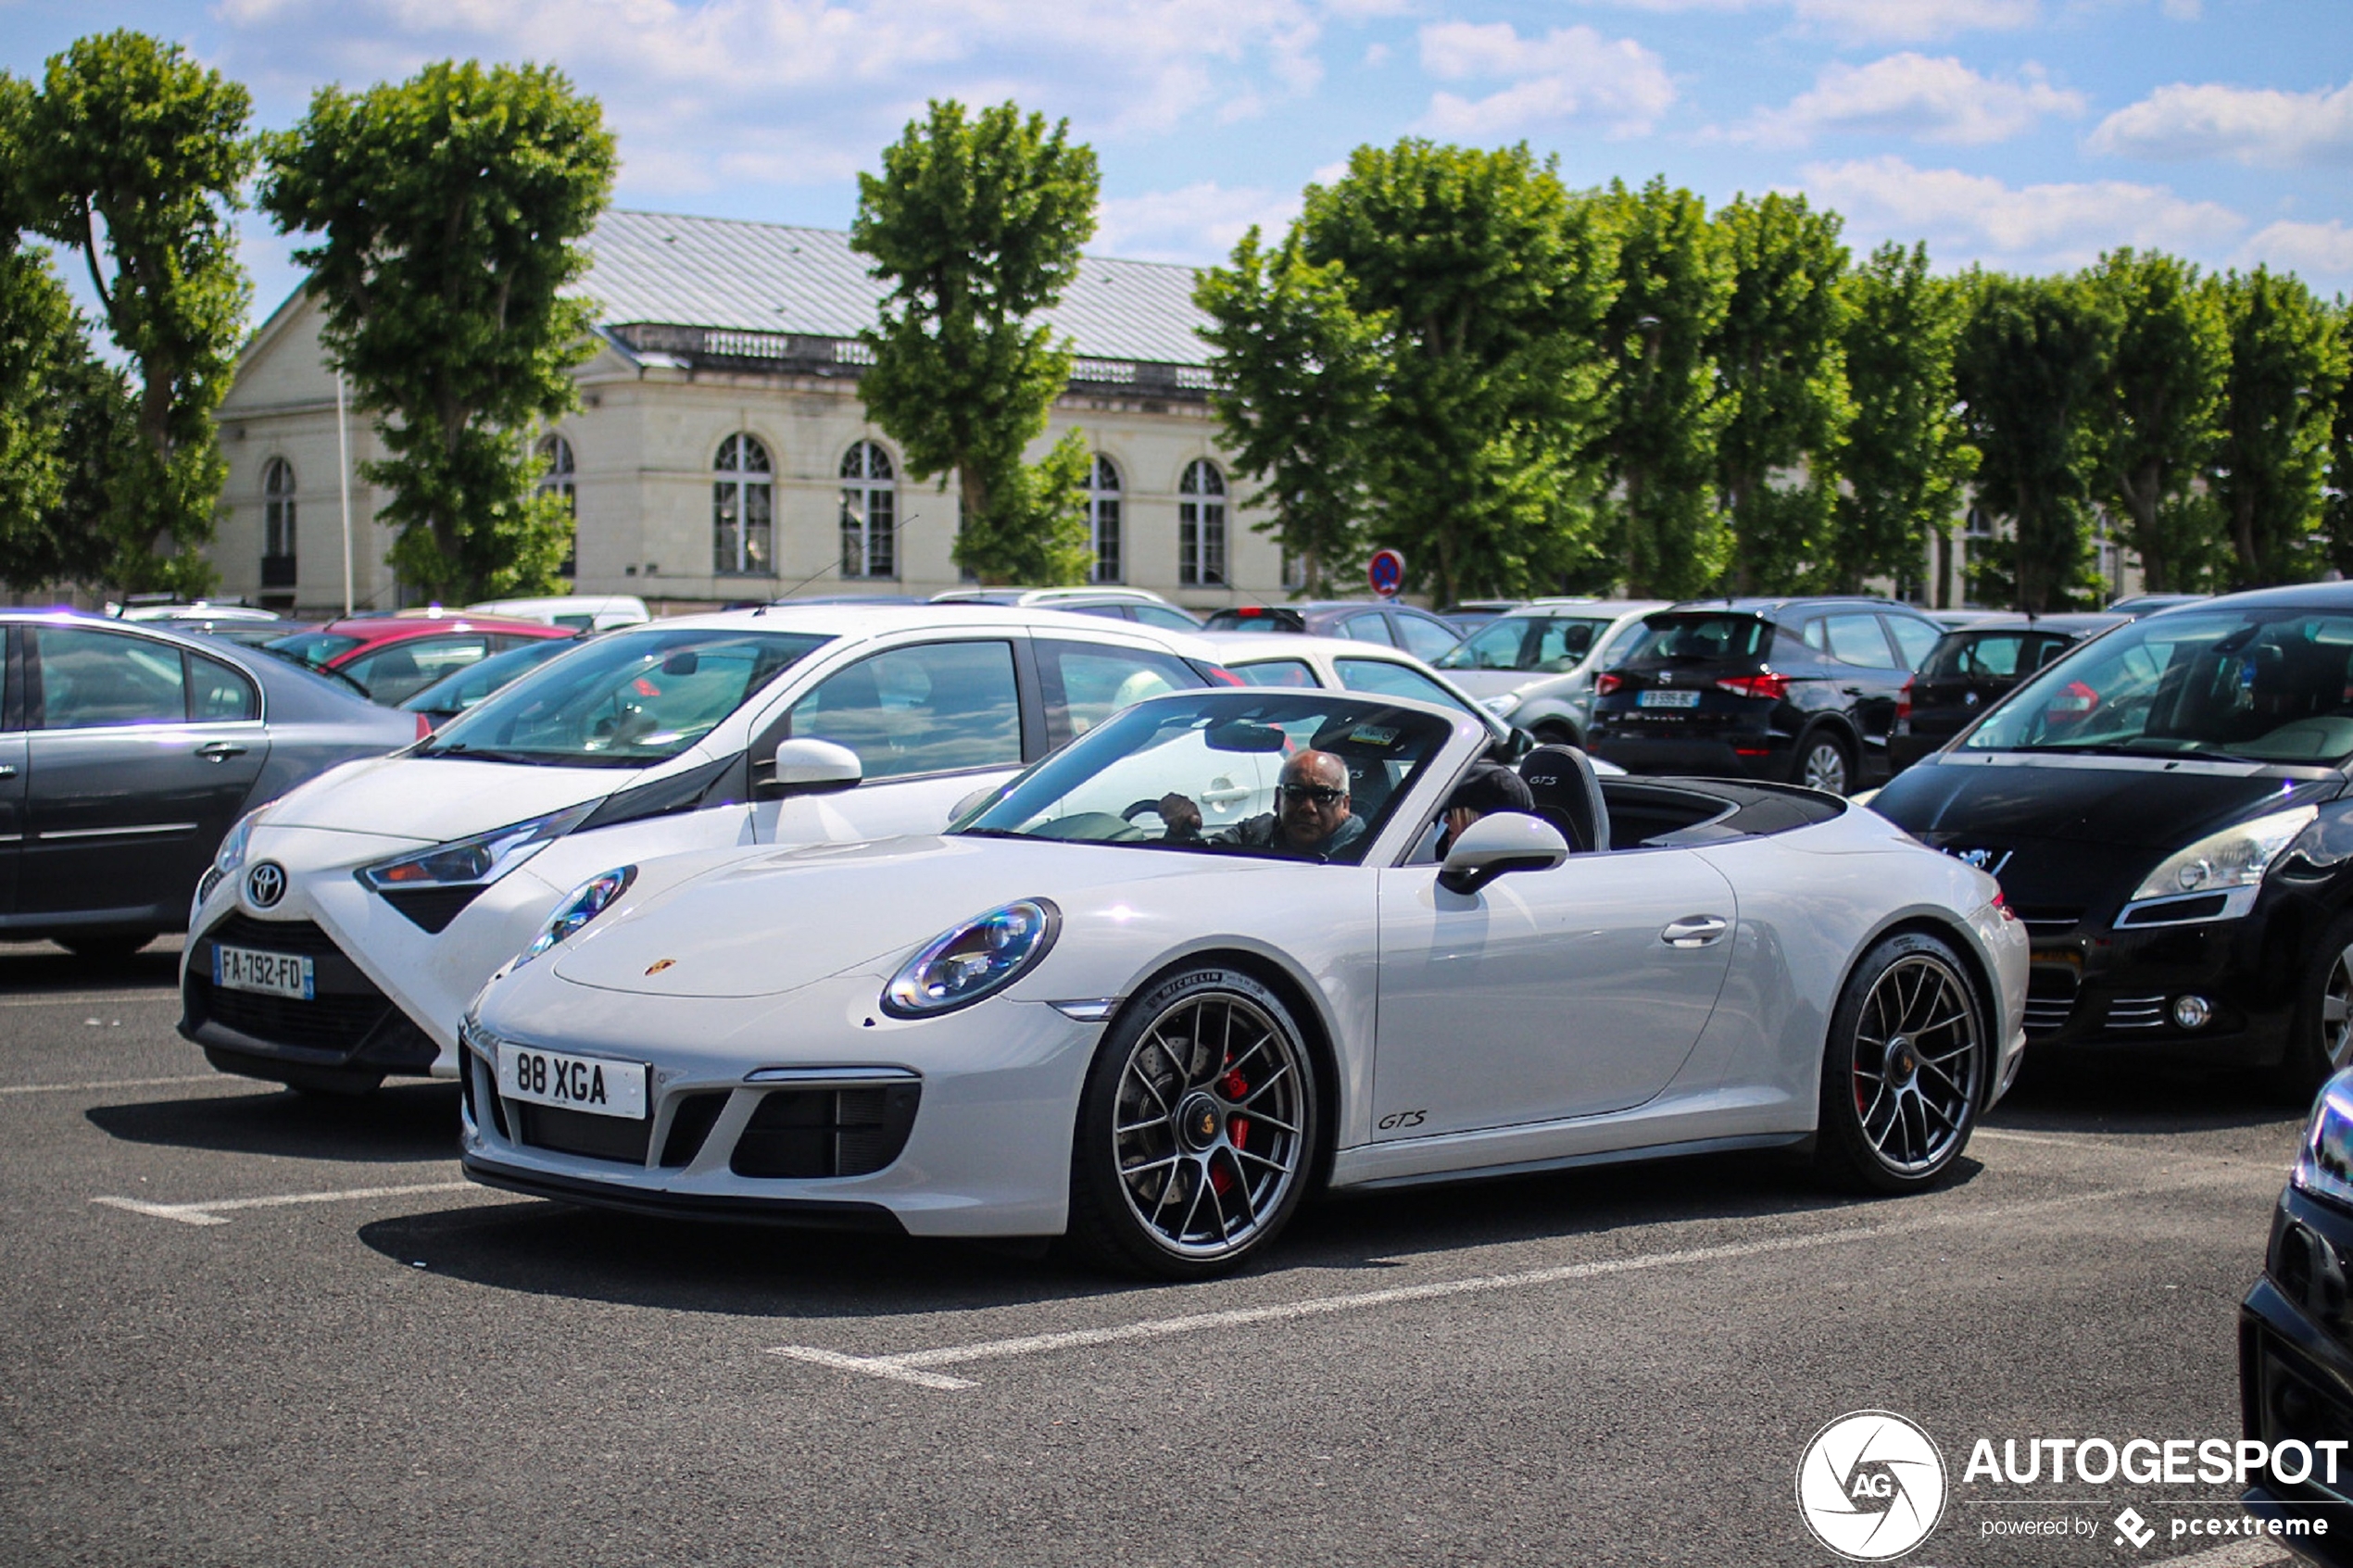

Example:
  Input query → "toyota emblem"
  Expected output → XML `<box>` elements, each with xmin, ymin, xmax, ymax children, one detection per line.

<box><xmin>245</xmin><ymin>861</ymin><xmax>287</xmax><ymax>909</ymax></box>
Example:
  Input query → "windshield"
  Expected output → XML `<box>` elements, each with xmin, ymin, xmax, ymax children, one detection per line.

<box><xmin>400</xmin><ymin>636</ymin><xmax>583</xmax><ymax>716</ymax></box>
<box><xmin>1438</xmin><ymin>615</ymin><xmax>1615</xmax><ymax>673</ymax></box>
<box><xmin>1619</xmin><ymin>614</ymin><xmax>1771</xmax><ymax>666</ymax></box>
<box><xmin>265</xmin><ymin>630</ymin><xmax>361</xmax><ymax>666</ymax></box>
<box><xmin>958</xmin><ymin>691</ymin><xmax>1455</xmax><ymax>863</ymax></box>
<box><xmin>1963</xmin><ymin>609</ymin><xmax>2353</xmax><ymax>765</ymax></box>
<box><xmin>418</xmin><ymin>627</ymin><xmax>832</xmax><ymax>767</ymax></box>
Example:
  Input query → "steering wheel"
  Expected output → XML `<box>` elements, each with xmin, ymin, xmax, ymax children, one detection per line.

<box><xmin>1120</xmin><ymin>798</ymin><xmax>1166</xmax><ymax>822</ymax></box>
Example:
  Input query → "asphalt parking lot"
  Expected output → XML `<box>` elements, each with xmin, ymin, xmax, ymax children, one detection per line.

<box><xmin>0</xmin><ymin>937</ymin><xmax>2318</xmax><ymax>1568</ymax></box>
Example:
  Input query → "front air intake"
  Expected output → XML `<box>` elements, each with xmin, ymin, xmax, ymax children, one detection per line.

<box><xmin>729</xmin><ymin>1085</ymin><xmax>919</xmax><ymax>1179</ymax></box>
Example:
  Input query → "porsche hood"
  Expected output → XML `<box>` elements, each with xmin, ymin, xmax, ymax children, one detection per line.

<box><xmin>547</xmin><ymin>834</ymin><xmax>1227</xmax><ymax>1000</ymax></box>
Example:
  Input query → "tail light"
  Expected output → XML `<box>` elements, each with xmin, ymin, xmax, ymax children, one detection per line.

<box><xmin>2048</xmin><ymin>680</ymin><xmax>2099</xmax><ymax>716</ymax></box>
<box><xmin>1594</xmin><ymin>672</ymin><xmax>1623</xmax><ymax>696</ymax></box>
<box><xmin>1896</xmin><ymin>677</ymin><xmax>1913</xmax><ymax>728</ymax></box>
<box><xmin>1198</xmin><ymin>662</ymin><xmax>1245</xmax><ymax>687</ymax></box>
<box><xmin>1716</xmin><ymin>671</ymin><xmax>1791</xmax><ymax>701</ymax></box>
<box><xmin>413</xmin><ymin>711</ymin><xmax>434</xmax><ymax>740</ymax></box>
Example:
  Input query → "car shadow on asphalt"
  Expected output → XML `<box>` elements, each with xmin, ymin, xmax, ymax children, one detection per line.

<box><xmin>352</xmin><ymin>1147</ymin><xmax>1970</xmax><ymax>1320</ymax></box>
<box><xmin>85</xmin><ymin>1082</ymin><xmax>461</xmax><ymax>1164</ymax></box>
<box><xmin>1984</xmin><ymin>1059</ymin><xmax>2304</xmax><ymax>1136</ymax></box>
<box><xmin>0</xmin><ymin>938</ymin><xmax>185</xmax><ymax>996</ymax></box>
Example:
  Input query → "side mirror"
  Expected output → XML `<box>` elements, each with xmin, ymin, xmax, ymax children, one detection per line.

<box><xmin>1439</xmin><ymin>812</ymin><xmax>1569</xmax><ymax>896</ymax></box>
<box><xmin>757</xmin><ymin>737</ymin><xmax>862</xmax><ymax>798</ymax></box>
<box><xmin>948</xmin><ymin>784</ymin><xmax>1000</xmax><ymax>828</ymax></box>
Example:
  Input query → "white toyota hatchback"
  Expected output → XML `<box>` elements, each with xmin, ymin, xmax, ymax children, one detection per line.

<box><xmin>180</xmin><ymin>605</ymin><xmax>1230</xmax><ymax>1093</ymax></box>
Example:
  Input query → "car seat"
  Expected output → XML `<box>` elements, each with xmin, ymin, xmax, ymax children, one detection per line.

<box><xmin>1519</xmin><ymin>744</ymin><xmax>1610</xmax><ymax>853</ymax></box>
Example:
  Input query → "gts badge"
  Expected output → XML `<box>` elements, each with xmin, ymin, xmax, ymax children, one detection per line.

<box><xmin>1378</xmin><ymin>1109</ymin><xmax>1428</xmax><ymax>1131</ymax></box>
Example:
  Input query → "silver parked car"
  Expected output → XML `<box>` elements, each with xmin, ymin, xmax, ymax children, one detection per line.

<box><xmin>1436</xmin><ymin>599</ymin><xmax>1671</xmax><ymax>747</ymax></box>
<box><xmin>0</xmin><ymin>612</ymin><xmax>422</xmax><ymax>958</ymax></box>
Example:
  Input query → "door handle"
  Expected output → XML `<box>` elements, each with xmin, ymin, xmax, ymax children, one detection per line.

<box><xmin>1661</xmin><ymin>915</ymin><xmax>1729</xmax><ymax>948</ymax></box>
<box><xmin>195</xmin><ymin>742</ymin><xmax>248</xmax><ymax>763</ymax></box>
<box><xmin>1841</xmin><ymin>686</ymin><xmax>1865</xmax><ymax>697</ymax></box>
<box><xmin>0</xmin><ymin>763</ymin><xmax>14</xmax><ymax>779</ymax></box>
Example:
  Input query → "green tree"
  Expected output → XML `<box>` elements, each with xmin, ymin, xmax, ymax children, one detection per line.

<box><xmin>2082</xmin><ymin>249</ymin><xmax>2229</xmax><ymax>593</ymax></box>
<box><xmin>1954</xmin><ymin>271</ymin><xmax>2113</xmax><ymax>613</ymax></box>
<box><xmin>1590</xmin><ymin>177</ymin><xmax>1732</xmax><ymax>598</ymax></box>
<box><xmin>1194</xmin><ymin>227</ymin><xmax>1389</xmax><ymax>596</ymax></box>
<box><xmin>261</xmin><ymin>59</ymin><xmax>614</xmax><ymax>601</ymax></box>
<box><xmin>22</xmin><ymin>31</ymin><xmax>252</xmax><ymax>595</ymax></box>
<box><xmin>2209</xmin><ymin>267</ymin><xmax>2347</xmax><ymax>587</ymax></box>
<box><xmin>1832</xmin><ymin>242</ymin><xmax>1974</xmax><ymax>597</ymax></box>
<box><xmin>852</xmin><ymin>99</ymin><xmax>1100</xmax><ymax>586</ymax></box>
<box><xmin>2323</xmin><ymin>302</ymin><xmax>2353</xmax><ymax>579</ymax></box>
<box><xmin>1709</xmin><ymin>192</ymin><xmax>1852</xmax><ymax>594</ymax></box>
<box><xmin>1296</xmin><ymin>139</ymin><xmax>1617</xmax><ymax>606</ymax></box>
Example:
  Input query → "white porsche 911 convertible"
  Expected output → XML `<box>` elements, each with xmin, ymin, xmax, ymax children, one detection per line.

<box><xmin>459</xmin><ymin>688</ymin><xmax>2028</xmax><ymax>1278</ymax></box>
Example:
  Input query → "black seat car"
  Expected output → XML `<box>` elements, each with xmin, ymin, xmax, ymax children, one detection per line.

<box><xmin>0</xmin><ymin>612</ymin><xmax>420</xmax><ymax>957</ymax></box>
<box><xmin>1586</xmin><ymin>597</ymin><xmax>1946</xmax><ymax>796</ymax></box>
<box><xmin>1890</xmin><ymin>613</ymin><xmax>2127</xmax><ymax>770</ymax></box>
<box><xmin>1871</xmin><ymin>583</ymin><xmax>2353</xmax><ymax>1081</ymax></box>
<box><xmin>1202</xmin><ymin>601</ymin><xmax>1466</xmax><ymax>665</ymax></box>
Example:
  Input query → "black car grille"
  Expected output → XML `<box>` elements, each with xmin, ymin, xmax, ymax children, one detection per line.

<box><xmin>2012</xmin><ymin>906</ymin><xmax>2082</xmax><ymax>940</ymax></box>
<box><xmin>515</xmin><ymin>1103</ymin><xmax>651</xmax><ymax>1164</ymax></box>
<box><xmin>2023</xmin><ymin>967</ymin><xmax>2081</xmax><ymax>1037</ymax></box>
<box><xmin>2249</xmin><ymin>1330</ymin><xmax>2353</xmax><ymax>1504</ymax></box>
<box><xmin>661</xmin><ymin>1092</ymin><xmax>729</xmax><ymax>1168</ymax></box>
<box><xmin>731</xmin><ymin>1085</ymin><xmax>920</xmax><ymax>1179</ymax></box>
<box><xmin>187</xmin><ymin>914</ymin><xmax>421</xmax><ymax>1059</ymax></box>
<box><xmin>2105</xmin><ymin>995</ymin><xmax>2169</xmax><ymax>1030</ymax></box>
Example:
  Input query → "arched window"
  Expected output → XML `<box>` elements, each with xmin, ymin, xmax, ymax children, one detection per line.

<box><xmin>1178</xmin><ymin>458</ymin><xmax>1227</xmax><ymax>588</ymax></box>
<box><xmin>261</xmin><ymin>458</ymin><xmax>296</xmax><ymax>589</ymax></box>
<box><xmin>537</xmin><ymin>433</ymin><xmax>577</xmax><ymax>578</ymax></box>
<box><xmin>1087</xmin><ymin>454</ymin><xmax>1122</xmax><ymax>583</ymax></box>
<box><xmin>713</xmin><ymin>433</ymin><xmax>774</xmax><ymax>577</ymax></box>
<box><xmin>839</xmin><ymin>441</ymin><xmax>896</xmax><ymax>579</ymax></box>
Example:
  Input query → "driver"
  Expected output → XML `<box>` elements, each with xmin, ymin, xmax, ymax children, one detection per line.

<box><xmin>1158</xmin><ymin>749</ymin><xmax>1366</xmax><ymax>858</ymax></box>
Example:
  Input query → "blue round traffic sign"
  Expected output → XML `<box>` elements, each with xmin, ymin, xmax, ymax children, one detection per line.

<box><xmin>1368</xmin><ymin>548</ymin><xmax>1405</xmax><ymax>598</ymax></box>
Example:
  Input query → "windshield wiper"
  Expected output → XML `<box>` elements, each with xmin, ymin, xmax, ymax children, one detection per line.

<box><xmin>417</xmin><ymin>743</ymin><xmax>574</xmax><ymax>766</ymax></box>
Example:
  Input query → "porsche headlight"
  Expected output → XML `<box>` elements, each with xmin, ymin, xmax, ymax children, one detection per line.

<box><xmin>2130</xmin><ymin>805</ymin><xmax>2316</xmax><ymax>902</ymax></box>
<box><xmin>518</xmin><ymin>865</ymin><xmax>635</xmax><ymax>965</ymax></box>
<box><xmin>2295</xmin><ymin>1071</ymin><xmax>2353</xmax><ymax>1210</ymax></box>
<box><xmin>357</xmin><ymin>802</ymin><xmax>595</xmax><ymax>893</ymax></box>
<box><xmin>882</xmin><ymin>898</ymin><xmax>1061</xmax><ymax>1018</ymax></box>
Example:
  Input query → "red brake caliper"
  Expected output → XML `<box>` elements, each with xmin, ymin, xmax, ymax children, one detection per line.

<box><xmin>1211</xmin><ymin>1057</ymin><xmax>1252</xmax><ymax>1196</ymax></box>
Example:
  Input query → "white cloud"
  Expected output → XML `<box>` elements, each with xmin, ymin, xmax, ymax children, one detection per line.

<box><xmin>1800</xmin><ymin>155</ymin><xmax>2243</xmax><ymax>270</ymax></box>
<box><xmin>2089</xmin><ymin>78</ymin><xmax>2353</xmax><ymax>167</ymax></box>
<box><xmin>1414</xmin><ymin>21</ymin><xmax>1676</xmax><ymax>138</ymax></box>
<box><xmin>1093</xmin><ymin>182</ymin><xmax>1303</xmax><ymax>265</ymax></box>
<box><xmin>1564</xmin><ymin>0</ymin><xmax>2038</xmax><ymax>44</ymax></box>
<box><xmin>1740</xmin><ymin>52</ymin><xmax>2082</xmax><ymax>145</ymax></box>
<box><xmin>2239</xmin><ymin>220</ymin><xmax>2353</xmax><ymax>288</ymax></box>
<box><xmin>209</xmin><ymin>0</ymin><xmax>1333</xmax><ymax>197</ymax></box>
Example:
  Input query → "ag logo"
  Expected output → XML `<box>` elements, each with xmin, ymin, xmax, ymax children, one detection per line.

<box><xmin>1795</xmin><ymin>1410</ymin><xmax>1947</xmax><ymax>1561</ymax></box>
<box><xmin>245</xmin><ymin>861</ymin><xmax>287</xmax><ymax>909</ymax></box>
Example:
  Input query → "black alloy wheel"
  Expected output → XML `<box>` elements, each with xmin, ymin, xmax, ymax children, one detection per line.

<box><xmin>1816</xmin><ymin>931</ymin><xmax>1986</xmax><ymax>1194</ymax></box>
<box><xmin>1067</xmin><ymin>965</ymin><xmax>1318</xmax><ymax>1280</ymax></box>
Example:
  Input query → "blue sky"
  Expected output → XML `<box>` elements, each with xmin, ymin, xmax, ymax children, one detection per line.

<box><xmin>4</xmin><ymin>0</ymin><xmax>2347</xmax><ymax>328</ymax></box>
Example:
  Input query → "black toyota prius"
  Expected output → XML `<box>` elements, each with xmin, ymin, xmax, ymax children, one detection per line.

<box><xmin>1869</xmin><ymin>585</ymin><xmax>2353</xmax><ymax>1088</ymax></box>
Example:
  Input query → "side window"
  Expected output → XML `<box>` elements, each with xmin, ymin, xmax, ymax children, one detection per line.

<box><xmin>2032</xmin><ymin>636</ymin><xmax>2073</xmax><ymax>671</ymax></box>
<box><xmin>1335</xmin><ymin>657</ymin><xmax>1465</xmax><ymax>712</ymax></box>
<box><xmin>35</xmin><ymin>628</ymin><xmax>187</xmax><ymax>728</ymax></box>
<box><xmin>1393</xmin><ymin>612</ymin><xmax>1459</xmax><ymax>663</ymax></box>
<box><xmin>1232</xmin><ymin>659</ymin><xmax>1319</xmax><ymax>689</ymax></box>
<box><xmin>1132</xmin><ymin>605</ymin><xmax>1200</xmax><ymax>632</ymax></box>
<box><xmin>1338</xmin><ymin>614</ymin><xmax>1395</xmax><ymax>646</ymax></box>
<box><xmin>342</xmin><ymin>636</ymin><xmax>491</xmax><ymax>706</ymax></box>
<box><xmin>786</xmin><ymin>640</ymin><xmax>1021</xmax><ymax>782</ymax></box>
<box><xmin>1802</xmin><ymin>619</ymin><xmax>1831</xmax><ymax>654</ymax></box>
<box><xmin>1036</xmin><ymin>640</ymin><xmax>1200</xmax><ymax>746</ymax></box>
<box><xmin>189</xmin><ymin>654</ymin><xmax>259</xmax><ymax>721</ymax></box>
<box><xmin>1883</xmin><ymin>615</ymin><xmax>1941</xmax><ymax>671</ymax></box>
<box><xmin>1825</xmin><ymin>614</ymin><xmax>1900</xmax><ymax>668</ymax></box>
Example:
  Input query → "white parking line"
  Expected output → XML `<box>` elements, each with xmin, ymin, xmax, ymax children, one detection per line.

<box><xmin>92</xmin><ymin>1180</ymin><xmax>473</xmax><ymax>1227</ymax></box>
<box><xmin>0</xmin><ymin>1074</ymin><xmax>219</xmax><ymax>1097</ymax></box>
<box><xmin>767</xmin><ymin>1172</ymin><xmax>2271</xmax><ymax>1392</ymax></box>
<box><xmin>0</xmin><ymin>990</ymin><xmax>179</xmax><ymax>1009</ymax></box>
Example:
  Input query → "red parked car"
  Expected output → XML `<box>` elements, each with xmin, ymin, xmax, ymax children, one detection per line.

<box><xmin>262</xmin><ymin>611</ymin><xmax>576</xmax><ymax>706</ymax></box>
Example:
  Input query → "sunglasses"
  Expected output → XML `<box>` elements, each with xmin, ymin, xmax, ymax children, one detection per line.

<box><xmin>1278</xmin><ymin>783</ymin><xmax>1346</xmax><ymax>807</ymax></box>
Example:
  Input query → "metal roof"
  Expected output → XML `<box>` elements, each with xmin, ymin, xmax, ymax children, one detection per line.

<box><xmin>580</xmin><ymin>209</ymin><xmax>1212</xmax><ymax>368</ymax></box>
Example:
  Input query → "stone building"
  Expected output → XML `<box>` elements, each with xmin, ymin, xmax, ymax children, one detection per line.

<box><xmin>209</xmin><ymin>209</ymin><xmax>1287</xmax><ymax>614</ymax></box>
